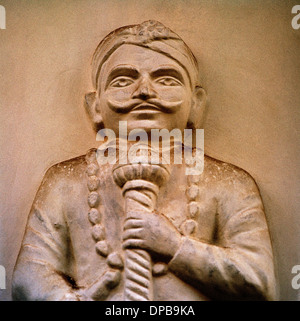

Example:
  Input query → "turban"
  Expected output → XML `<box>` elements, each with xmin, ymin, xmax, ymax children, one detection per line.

<box><xmin>92</xmin><ymin>20</ymin><xmax>199</xmax><ymax>90</ymax></box>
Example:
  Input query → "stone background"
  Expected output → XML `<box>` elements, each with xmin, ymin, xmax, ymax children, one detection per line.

<box><xmin>0</xmin><ymin>0</ymin><xmax>299</xmax><ymax>300</ymax></box>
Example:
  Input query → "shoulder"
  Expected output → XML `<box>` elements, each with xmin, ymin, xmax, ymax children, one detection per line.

<box><xmin>202</xmin><ymin>155</ymin><xmax>265</xmax><ymax>225</ymax></box>
<box><xmin>202</xmin><ymin>154</ymin><xmax>260</xmax><ymax>195</ymax></box>
<box><xmin>42</xmin><ymin>153</ymin><xmax>88</xmax><ymax>187</ymax></box>
<box><xmin>33</xmin><ymin>150</ymin><xmax>95</xmax><ymax>204</ymax></box>
<box><xmin>45</xmin><ymin>153</ymin><xmax>88</xmax><ymax>180</ymax></box>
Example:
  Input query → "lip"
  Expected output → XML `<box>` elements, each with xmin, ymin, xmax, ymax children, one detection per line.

<box><xmin>131</xmin><ymin>104</ymin><xmax>161</xmax><ymax>113</ymax></box>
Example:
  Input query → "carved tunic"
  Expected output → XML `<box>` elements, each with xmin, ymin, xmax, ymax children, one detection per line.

<box><xmin>12</xmin><ymin>150</ymin><xmax>276</xmax><ymax>300</ymax></box>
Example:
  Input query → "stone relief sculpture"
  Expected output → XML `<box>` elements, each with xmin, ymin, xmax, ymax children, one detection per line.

<box><xmin>12</xmin><ymin>21</ymin><xmax>276</xmax><ymax>301</ymax></box>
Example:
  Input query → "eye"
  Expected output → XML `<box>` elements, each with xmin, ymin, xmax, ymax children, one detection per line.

<box><xmin>110</xmin><ymin>77</ymin><xmax>134</xmax><ymax>88</ymax></box>
<box><xmin>156</xmin><ymin>77</ymin><xmax>182</xmax><ymax>86</ymax></box>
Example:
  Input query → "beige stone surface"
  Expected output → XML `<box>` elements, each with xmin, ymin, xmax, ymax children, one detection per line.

<box><xmin>0</xmin><ymin>0</ymin><xmax>299</xmax><ymax>300</ymax></box>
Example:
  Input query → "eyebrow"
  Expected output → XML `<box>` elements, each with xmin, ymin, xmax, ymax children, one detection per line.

<box><xmin>150</xmin><ymin>67</ymin><xmax>185</xmax><ymax>84</ymax></box>
<box><xmin>105</xmin><ymin>65</ymin><xmax>139</xmax><ymax>88</ymax></box>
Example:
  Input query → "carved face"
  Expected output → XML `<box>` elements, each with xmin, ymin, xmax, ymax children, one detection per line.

<box><xmin>96</xmin><ymin>44</ymin><xmax>194</xmax><ymax>134</ymax></box>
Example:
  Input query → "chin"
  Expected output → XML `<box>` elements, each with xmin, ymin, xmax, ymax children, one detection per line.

<box><xmin>126</xmin><ymin>120</ymin><xmax>173</xmax><ymax>133</ymax></box>
<box><xmin>126</xmin><ymin>113</ymin><xmax>178</xmax><ymax>132</ymax></box>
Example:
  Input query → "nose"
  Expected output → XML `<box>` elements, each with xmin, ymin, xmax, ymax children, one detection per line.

<box><xmin>132</xmin><ymin>76</ymin><xmax>157</xmax><ymax>100</ymax></box>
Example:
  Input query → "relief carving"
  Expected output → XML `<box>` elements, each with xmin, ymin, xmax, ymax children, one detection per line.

<box><xmin>12</xmin><ymin>21</ymin><xmax>276</xmax><ymax>301</ymax></box>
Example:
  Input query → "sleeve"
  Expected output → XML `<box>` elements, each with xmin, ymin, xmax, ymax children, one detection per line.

<box><xmin>168</xmin><ymin>170</ymin><xmax>276</xmax><ymax>301</ymax></box>
<box><xmin>12</xmin><ymin>166</ymin><xmax>80</xmax><ymax>301</ymax></box>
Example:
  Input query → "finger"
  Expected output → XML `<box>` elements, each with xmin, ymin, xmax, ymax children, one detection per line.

<box><xmin>122</xmin><ymin>239</ymin><xmax>145</xmax><ymax>250</ymax></box>
<box><xmin>102</xmin><ymin>270</ymin><xmax>122</xmax><ymax>289</ymax></box>
<box><xmin>122</xmin><ymin>228</ymin><xmax>144</xmax><ymax>241</ymax></box>
<box><xmin>126</xmin><ymin>211</ymin><xmax>145</xmax><ymax>220</ymax></box>
<box><xmin>88</xmin><ymin>270</ymin><xmax>121</xmax><ymax>301</ymax></box>
<box><xmin>123</xmin><ymin>219</ymin><xmax>144</xmax><ymax>230</ymax></box>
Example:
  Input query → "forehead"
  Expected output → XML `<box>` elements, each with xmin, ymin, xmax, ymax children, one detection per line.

<box><xmin>100</xmin><ymin>44</ymin><xmax>188</xmax><ymax>79</ymax></box>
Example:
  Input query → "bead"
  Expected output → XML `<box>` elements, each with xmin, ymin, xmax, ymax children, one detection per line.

<box><xmin>107</xmin><ymin>252</ymin><xmax>124</xmax><ymax>270</ymax></box>
<box><xmin>92</xmin><ymin>224</ymin><xmax>105</xmax><ymax>241</ymax></box>
<box><xmin>88</xmin><ymin>191</ymin><xmax>100</xmax><ymax>208</ymax></box>
<box><xmin>88</xmin><ymin>208</ymin><xmax>101</xmax><ymax>225</ymax></box>
<box><xmin>95</xmin><ymin>240</ymin><xmax>109</xmax><ymax>257</ymax></box>
<box><xmin>186</xmin><ymin>184</ymin><xmax>199</xmax><ymax>201</ymax></box>
<box><xmin>87</xmin><ymin>175</ymin><xmax>100</xmax><ymax>191</ymax></box>
<box><xmin>188</xmin><ymin>174</ymin><xmax>200</xmax><ymax>184</ymax></box>
<box><xmin>181</xmin><ymin>219</ymin><xmax>197</xmax><ymax>236</ymax></box>
<box><xmin>152</xmin><ymin>263</ymin><xmax>168</xmax><ymax>276</ymax></box>
<box><xmin>86</xmin><ymin>163</ymin><xmax>99</xmax><ymax>176</ymax></box>
<box><xmin>188</xmin><ymin>201</ymin><xmax>200</xmax><ymax>218</ymax></box>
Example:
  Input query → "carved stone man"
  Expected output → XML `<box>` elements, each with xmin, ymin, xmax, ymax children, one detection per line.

<box><xmin>12</xmin><ymin>21</ymin><xmax>276</xmax><ymax>301</ymax></box>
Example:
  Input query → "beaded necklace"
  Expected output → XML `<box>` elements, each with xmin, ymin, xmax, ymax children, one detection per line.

<box><xmin>85</xmin><ymin>147</ymin><xmax>200</xmax><ymax>278</ymax></box>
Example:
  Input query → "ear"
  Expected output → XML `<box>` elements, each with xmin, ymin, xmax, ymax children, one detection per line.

<box><xmin>187</xmin><ymin>86</ymin><xmax>207</xmax><ymax>129</ymax></box>
<box><xmin>84</xmin><ymin>92</ymin><xmax>104</xmax><ymax>131</ymax></box>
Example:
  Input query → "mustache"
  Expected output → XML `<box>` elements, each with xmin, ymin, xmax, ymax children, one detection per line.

<box><xmin>107</xmin><ymin>98</ymin><xmax>183</xmax><ymax>114</ymax></box>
